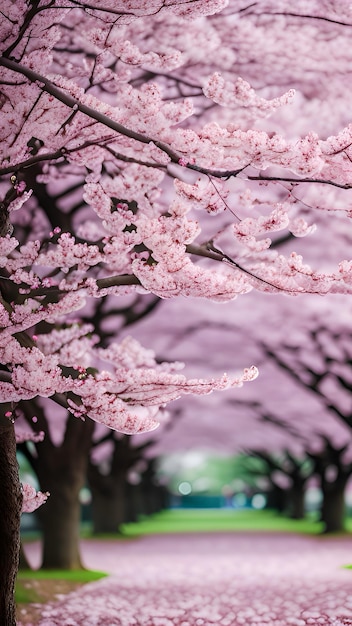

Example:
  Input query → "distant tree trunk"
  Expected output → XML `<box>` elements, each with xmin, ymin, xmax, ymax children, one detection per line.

<box><xmin>88</xmin><ymin>435</ymin><xmax>148</xmax><ymax>534</ymax></box>
<box><xmin>159</xmin><ymin>485</ymin><xmax>170</xmax><ymax>511</ymax></box>
<box><xmin>0</xmin><ymin>418</ymin><xmax>23</xmax><ymax>626</ymax></box>
<box><xmin>265</xmin><ymin>483</ymin><xmax>287</xmax><ymax>513</ymax></box>
<box><xmin>136</xmin><ymin>459</ymin><xmax>165</xmax><ymax>517</ymax></box>
<box><xmin>148</xmin><ymin>484</ymin><xmax>168</xmax><ymax>514</ymax></box>
<box><xmin>124</xmin><ymin>482</ymin><xmax>140</xmax><ymax>523</ymax></box>
<box><xmin>320</xmin><ymin>477</ymin><xmax>348</xmax><ymax>533</ymax></box>
<box><xmin>286</xmin><ymin>480</ymin><xmax>305</xmax><ymax>520</ymax></box>
<box><xmin>88</xmin><ymin>469</ymin><xmax>127</xmax><ymax>534</ymax></box>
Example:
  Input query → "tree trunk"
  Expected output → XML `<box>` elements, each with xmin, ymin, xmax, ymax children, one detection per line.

<box><xmin>37</xmin><ymin>477</ymin><xmax>84</xmax><ymax>569</ymax></box>
<box><xmin>124</xmin><ymin>482</ymin><xmax>140</xmax><ymax>523</ymax></box>
<box><xmin>34</xmin><ymin>416</ymin><xmax>94</xmax><ymax>569</ymax></box>
<box><xmin>124</xmin><ymin>481</ymin><xmax>165</xmax><ymax>523</ymax></box>
<box><xmin>158</xmin><ymin>485</ymin><xmax>170</xmax><ymax>511</ymax></box>
<box><xmin>88</xmin><ymin>436</ymin><xmax>145</xmax><ymax>534</ymax></box>
<box><xmin>140</xmin><ymin>481</ymin><xmax>165</xmax><ymax>516</ymax></box>
<box><xmin>265</xmin><ymin>484</ymin><xmax>287</xmax><ymax>513</ymax></box>
<box><xmin>0</xmin><ymin>417</ymin><xmax>23</xmax><ymax>626</ymax></box>
<box><xmin>89</xmin><ymin>471</ymin><xmax>127</xmax><ymax>534</ymax></box>
<box><xmin>287</xmin><ymin>481</ymin><xmax>305</xmax><ymax>520</ymax></box>
<box><xmin>321</xmin><ymin>477</ymin><xmax>348</xmax><ymax>533</ymax></box>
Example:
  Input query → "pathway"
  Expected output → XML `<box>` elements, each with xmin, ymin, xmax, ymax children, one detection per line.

<box><xmin>20</xmin><ymin>532</ymin><xmax>352</xmax><ymax>625</ymax></box>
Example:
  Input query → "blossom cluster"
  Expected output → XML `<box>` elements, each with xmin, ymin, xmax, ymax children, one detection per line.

<box><xmin>203</xmin><ymin>73</ymin><xmax>295</xmax><ymax>118</ymax></box>
<box><xmin>0</xmin><ymin>312</ymin><xmax>258</xmax><ymax>433</ymax></box>
<box><xmin>21</xmin><ymin>483</ymin><xmax>49</xmax><ymax>514</ymax></box>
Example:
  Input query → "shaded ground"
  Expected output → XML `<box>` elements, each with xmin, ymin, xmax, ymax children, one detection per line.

<box><xmin>20</xmin><ymin>532</ymin><xmax>352</xmax><ymax>625</ymax></box>
<box><xmin>17</xmin><ymin>579</ymin><xmax>84</xmax><ymax>625</ymax></box>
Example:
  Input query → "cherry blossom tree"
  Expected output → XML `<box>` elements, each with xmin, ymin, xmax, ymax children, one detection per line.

<box><xmin>132</xmin><ymin>292</ymin><xmax>352</xmax><ymax>528</ymax></box>
<box><xmin>243</xmin><ymin>436</ymin><xmax>352</xmax><ymax>532</ymax></box>
<box><xmin>2</xmin><ymin>1</ymin><xmax>352</xmax><ymax>623</ymax></box>
<box><xmin>307</xmin><ymin>438</ymin><xmax>352</xmax><ymax>533</ymax></box>
<box><xmin>255</xmin><ymin>303</ymin><xmax>352</xmax><ymax>532</ymax></box>
<box><xmin>239</xmin><ymin>448</ymin><xmax>312</xmax><ymax>519</ymax></box>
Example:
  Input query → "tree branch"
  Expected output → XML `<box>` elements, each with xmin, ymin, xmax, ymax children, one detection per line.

<box><xmin>246</xmin><ymin>175</ymin><xmax>352</xmax><ymax>191</ymax></box>
<box><xmin>4</xmin><ymin>56</ymin><xmax>345</xmax><ymax>188</ymax></box>
<box><xmin>244</xmin><ymin>11</ymin><xmax>352</xmax><ymax>28</ymax></box>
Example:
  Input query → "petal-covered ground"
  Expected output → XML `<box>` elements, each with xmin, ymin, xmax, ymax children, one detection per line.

<box><xmin>21</xmin><ymin>532</ymin><xmax>352</xmax><ymax>625</ymax></box>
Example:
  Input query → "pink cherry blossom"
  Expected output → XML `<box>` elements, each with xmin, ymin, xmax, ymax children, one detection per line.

<box><xmin>203</xmin><ymin>72</ymin><xmax>295</xmax><ymax>118</ymax></box>
<box><xmin>21</xmin><ymin>483</ymin><xmax>49</xmax><ymax>514</ymax></box>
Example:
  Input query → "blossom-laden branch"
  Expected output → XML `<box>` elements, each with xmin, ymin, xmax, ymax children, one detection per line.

<box><xmin>0</xmin><ymin>328</ymin><xmax>258</xmax><ymax>434</ymax></box>
<box><xmin>2</xmin><ymin>54</ymin><xmax>352</xmax><ymax>188</ymax></box>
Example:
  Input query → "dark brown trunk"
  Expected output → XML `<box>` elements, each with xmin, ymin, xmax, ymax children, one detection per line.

<box><xmin>88</xmin><ymin>436</ymin><xmax>145</xmax><ymax>534</ymax></box>
<box><xmin>287</xmin><ymin>481</ymin><xmax>305</xmax><ymax>520</ymax></box>
<box><xmin>89</xmin><ymin>471</ymin><xmax>126</xmax><ymax>534</ymax></box>
<box><xmin>124</xmin><ymin>482</ymin><xmax>141</xmax><ymax>523</ymax></box>
<box><xmin>140</xmin><ymin>481</ymin><xmax>164</xmax><ymax>516</ymax></box>
<box><xmin>0</xmin><ymin>417</ymin><xmax>23</xmax><ymax>625</ymax></box>
<box><xmin>34</xmin><ymin>416</ymin><xmax>94</xmax><ymax>569</ymax></box>
<box><xmin>321</xmin><ymin>477</ymin><xmax>348</xmax><ymax>533</ymax></box>
<box><xmin>37</xmin><ymin>477</ymin><xmax>84</xmax><ymax>569</ymax></box>
<box><xmin>265</xmin><ymin>483</ymin><xmax>287</xmax><ymax>513</ymax></box>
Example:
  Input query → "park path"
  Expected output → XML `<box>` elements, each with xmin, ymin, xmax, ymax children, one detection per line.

<box><xmin>20</xmin><ymin>532</ymin><xmax>352</xmax><ymax>625</ymax></box>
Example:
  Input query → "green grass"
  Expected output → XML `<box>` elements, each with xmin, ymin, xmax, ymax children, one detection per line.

<box><xmin>116</xmin><ymin>508</ymin><xmax>327</xmax><ymax>537</ymax></box>
<box><xmin>28</xmin><ymin>508</ymin><xmax>352</xmax><ymax>542</ymax></box>
<box><xmin>15</xmin><ymin>581</ymin><xmax>42</xmax><ymax>604</ymax></box>
<box><xmin>17</xmin><ymin>569</ymin><xmax>107</xmax><ymax>582</ymax></box>
<box><xmin>16</xmin><ymin>569</ymin><xmax>107</xmax><ymax>605</ymax></box>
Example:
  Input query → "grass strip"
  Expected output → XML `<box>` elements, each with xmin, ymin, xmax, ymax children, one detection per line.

<box><xmin>118</xmin><ymin>508</ymin><xmax>326</xmax><ymax>537</ymax></box>
<box><xmin>16</xmin><ymin>569</ymin><xmax>107</xmax><ymax>605</ymax></box>
<box><xmin>17</xmin><ymin>569</ymin><xmax>107</xmax><ymax>582</ymax></box>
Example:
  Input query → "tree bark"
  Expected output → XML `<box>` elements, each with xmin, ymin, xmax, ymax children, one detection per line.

<box><xmin>321</xmin><ymin>477</ymin><xmax>348</xmax><ymax>533</ymax></box>
<box><xmin>265</xmin><ymin>483</ymin><xmax>287</xmax><ymax>513</ymax></box>
<box><xmin>139</xmin><ymin>476</ymin><xmax>166</xmax><ymax>516</ymax></box>
<box><xmin>89</xmin><ymin>472</ymin><xmax>127</xmax><ymax>534</ymax></box>
<box><xmin>37</xmin><ymin>476</ymin><xmax>84</xmax><ymax>569</ymax></box>
<box><xmin>88</xmin><ymin>436</ymin><xmax>146</xmax><ymax>534</ymax></box>
<box><xmin>0</xmin><ymin>417</ymin><xmax>23</xmax><ymax>626</ymax></box>
<box><xmin>286</xmin><ymin>481</ymin><xmax>306</xmax><ymax>520</ymax></box>
<box><xmin>32</xmin><ymin>415</ymin><xmax>94</xmax><ymax>569</ymax></box>
<box><xmin>124</xmin><ymin>482</ymin><xmax>140</xmax><ymax>523</ymax></box>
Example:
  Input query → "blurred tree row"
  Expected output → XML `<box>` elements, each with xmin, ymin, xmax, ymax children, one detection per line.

<box><xmin>239</xmin><ymin>439</ymin><xmax>351</xmax><ymax>533</ymax></box>
<box><xmin>17</xmin><ymin>276</ymin><xmax>352</xmax><ymax>569</ymax></box>
<box><xmin>8</xmin><ymin>0</ymin><xmax>352</xmax><ymax>575</ymax></box>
